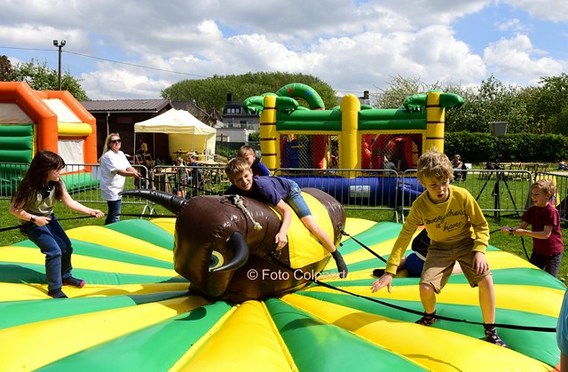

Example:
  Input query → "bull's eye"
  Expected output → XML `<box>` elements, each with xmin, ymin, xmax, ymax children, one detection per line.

<box><xmin>210</xmin><ymin>251</ymin><xmax>225</xmax><ymax>269</ymax></box>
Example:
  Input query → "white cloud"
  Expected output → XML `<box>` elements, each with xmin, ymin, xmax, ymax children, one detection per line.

<box><xmin>0</xmin><ymin>0</ymin><xmax>566</xmax><ymax>99</ymax></box>
<box><xmin>80</xmin><ymin>67</ymin><xmax>171</xmax><ymax>100</ymax></box>
<box><xmin>483</xmin><ymin>34</ymin><xmax>564</xmax><ymax>85</ymax></box>
<box><xmin>504</xmin><ymin>0</ymin><xmax>568</xmax><ymax>22</ymax></box>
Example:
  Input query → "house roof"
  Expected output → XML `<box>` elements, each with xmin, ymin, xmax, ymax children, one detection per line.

<box><xmin>80</xmin><ymin>99</ymin><xmax>171</xmax><ymax>113</ymax></box>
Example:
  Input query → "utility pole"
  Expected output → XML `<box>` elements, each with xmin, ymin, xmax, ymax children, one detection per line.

<box><xmin>52</xmin><ymin>40</ymin><xmax>66</xmax><ymax>90</ymax></box>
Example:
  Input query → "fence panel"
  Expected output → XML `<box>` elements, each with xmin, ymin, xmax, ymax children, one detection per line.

<box><xmin>401</xmin><ymin>168</ymin><xmax>533</xmax><ymax>221</ymax></box>
<box><xmin>3</xmin><ymin>161</ymin><xmax>567</xmax><ymax>222</ymax></box>
<box><xmin>538</xmin><ymin>171</ymin><xmax>568</xmax><ymax>223</ymax></box>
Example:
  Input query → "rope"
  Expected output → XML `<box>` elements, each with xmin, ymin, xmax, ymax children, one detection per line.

<box><xmin>490</xmin><ymin>228</ymin><xmax>530</xmax><ymax>260</ymax></box>
<box><xmin>267</xmin><ymin>253</ymin><xmax>555</xmax><ymax>333</ymax></box>
<box><xmin>117</xmin><ymin>213</ymin><xmax>177</xmax><ymax>218</ymax></box>
<box><xmin>0</xmin><ymin>215</ymin><xmax>94</xmax><ymax>233</ymax></box>
<box><xmin>0</xmin><ymin>213</ymin><xmax>181</xmax><ymax>233</ymax></box>
<box><xmin>231</xmin><ymin>195</ymin><xmax>262</xmax><ymax>231</ymax></box>
<box><xmin>340</xmin><ymin>229</ymin><xmax>387</xmax><ymax>263</ymax></box>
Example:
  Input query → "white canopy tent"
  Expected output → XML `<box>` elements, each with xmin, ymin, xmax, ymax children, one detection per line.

<box><xmin>134</xmin><ymin>108</ymin><xmax>217</xmax><ymax>160</ymax></box>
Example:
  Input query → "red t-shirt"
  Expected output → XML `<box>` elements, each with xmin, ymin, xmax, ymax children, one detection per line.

<box><xmin>522</xmin><ymin>203</ymin><xmax>564</xmax><ymax>255</ymax></box>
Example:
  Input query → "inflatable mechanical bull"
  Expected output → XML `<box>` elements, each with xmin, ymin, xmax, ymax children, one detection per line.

<box><xmin>121</xmin><ymin>188</ymin><xmax>346</xmax><ymax>303</ymax></box>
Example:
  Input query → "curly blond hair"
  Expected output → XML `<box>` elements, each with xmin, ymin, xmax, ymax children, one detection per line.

<box><xmin>416</xmin><ymin>148</ymin><xmax>454</xmax><ymax>184</ymax></box>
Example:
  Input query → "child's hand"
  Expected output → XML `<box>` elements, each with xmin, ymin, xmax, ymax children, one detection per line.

<box><xmin>90</xmin><ymin>209</ymin><xmax>104</xmax><ymax>218</ymax></box>
<box><xmin>472</xmin><ymin>251</ymin><xmax>489</xmax><ymax>275</ymax></box>
<box><xmin>274</xmin><ymin>231</ymin><xmax>288</xmax><ymax>250</ymax></box>
<box><xmin>500</xmin><ymin>226</ymin><xmax>514</xmax><ymax>235</ymax></box>
<box><xmin>370</xmin><ymin>273</ymin><xmax>393</xmax><ymax>293</ymax></box>
<box><xmin>35</xmin><ymin>216</ymin><xmax>51</xmax><ymax>227</ymax></box>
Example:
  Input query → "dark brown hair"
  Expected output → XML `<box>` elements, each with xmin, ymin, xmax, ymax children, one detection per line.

<box><xmin>11</xmin><ymin>151</ymin><xmax>65</xmax><ymax>208</ymax></box>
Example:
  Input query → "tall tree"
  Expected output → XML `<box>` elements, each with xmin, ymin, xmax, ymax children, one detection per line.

<box><xmin>9</xmin><ymin>59</ymin><xmax>88</xmax><ymax>101</ymax></box>
<box><xmin>0</xmin><ymin>55</ymin><xmax>14</xmax><ymax>81</ymax></box>
<box><xmin>373</xmin><ymin>75</ymin><xmax>441</xmax><ymax>108</ymax></box>
<box><xmin>162</xmin><ymin>72</ymin><xmax>338</xmax><ymax>111</ymax></box>
<box><xmin>445</xmin><ymin>76</ymin><xmax>530</xmax><ymax>134</ymax></box>
<box><xmin>524</xmin><ymin>73</ymin><xmax>568</xmax><ymax>135</ymax></box>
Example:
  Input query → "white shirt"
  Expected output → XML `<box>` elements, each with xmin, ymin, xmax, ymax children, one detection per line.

<box><xmin>99</xmin><ymin>150</ymin><xmax>131</xmax><ymax>201</ymax></box>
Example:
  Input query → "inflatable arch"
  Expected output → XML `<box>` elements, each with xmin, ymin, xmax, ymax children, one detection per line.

<box><xmin>0</xmin><ymin>82</ymin><xmax>98</xmax><ymax>192</ymax></box>
<box><xmin>243</xmin><ymin>83</ymin><xmax>464</xmax><ymax>207</ymax></box>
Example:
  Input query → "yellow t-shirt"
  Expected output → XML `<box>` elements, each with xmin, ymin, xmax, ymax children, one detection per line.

<box><xmin>385</xmin><ymin>185</ymin><xmax>489</xmax><ymax>274</ymax></box>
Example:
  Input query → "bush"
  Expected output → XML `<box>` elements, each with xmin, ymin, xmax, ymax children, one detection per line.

<box><xmin>445</xmin><ymin>132</ymin><xmax>568</xmax><ymax>163</ymax></box>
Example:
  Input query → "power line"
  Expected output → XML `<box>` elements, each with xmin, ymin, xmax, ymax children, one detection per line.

<box><xmin>65</xmin><ymin>50</ymin><xmax>209</xmax><ymax>78</ymax></box>
<box><xmin>0</xmin><ymin>45</ymin><xmax>210</xmax><ymax>78</ymax></box>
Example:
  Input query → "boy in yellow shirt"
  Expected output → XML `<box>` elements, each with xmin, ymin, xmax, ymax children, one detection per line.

<box><xmin>371</xmin><ymin>149</ymin><xmax>507</xmax><ymax>347</ymax></box>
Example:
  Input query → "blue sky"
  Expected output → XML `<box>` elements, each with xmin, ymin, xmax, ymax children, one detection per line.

<box><xmin>0</xmin><ymin>0</ymin><xmax>567</xmax><ymax>100</ymax></box>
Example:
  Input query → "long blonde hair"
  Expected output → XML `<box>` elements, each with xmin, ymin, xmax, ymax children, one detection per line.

<box><xmin>99</xmin><ymin>133</ymin><xmax>120</xmax><ymax>161</ymax></box>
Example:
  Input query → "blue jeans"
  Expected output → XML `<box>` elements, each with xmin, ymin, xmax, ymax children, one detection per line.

<box><xmin>530</xmin><ymin>251</ymin><xmax>562</xmax><ymax>277</ymax></box>
<box><xmin>285</xmin><ymin>181</ymin><xmax>311</xmax><ymax>218</ymax></box>
<box><xmin>105</xmin><ymin>199</ymin><xmax>122</xmax><ymax>225</ymax></box>
<box><xmin>20</xmin><ymin>215</ymin><xmax>73</xmax><ymax>292</ymax></box>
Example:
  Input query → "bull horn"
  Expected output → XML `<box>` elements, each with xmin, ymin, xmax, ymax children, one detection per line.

<box><xmin>210</xmin><ymin>232</ymin><xmax>249</xmax><ymax>273</ymax></box>
<box><xmin>120</xmin><ymin>189</ymin><xmax>187</xmax><ymax>214</ymax></box>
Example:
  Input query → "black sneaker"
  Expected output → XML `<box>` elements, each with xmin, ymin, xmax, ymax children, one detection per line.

<box><xmin>63</xmin><ymin>277</ymin><xmax>86</xmax><ymax>288</ymax></box>
<box><xmin>484</xmin><ymin>328</ymin><xmax>508</xmax><ymax>347</ymax></box>
<box><xmin>48</xmin><ymin>289</ymin><xmax>68</xmax><ymax>299</ymax></box>
<box><xmin>372</xmin><ymin>268</ymin><xmax>385</xmax><ymax>277</ymax></box>
<box><xmin>415</xmin><ymin>312</ymin><xmax>437</xmax><ymax>326</ymax></box>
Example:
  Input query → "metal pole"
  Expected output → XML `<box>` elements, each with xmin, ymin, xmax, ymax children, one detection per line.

<box><xmin>57</xmin><ymin>46</ymin><xmax>62</xmax><ymax>90</ymax></box>
<box><xmin>53</xmin><ymin>40</ymin><xmax>66</xmax><ymax>90</ymax></box>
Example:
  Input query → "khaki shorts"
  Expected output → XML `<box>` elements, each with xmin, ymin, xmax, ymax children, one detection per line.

<box><xmin>421</xmin><ymin>241</ymin><xmax>490</xmax><ymax>294</ymax></box>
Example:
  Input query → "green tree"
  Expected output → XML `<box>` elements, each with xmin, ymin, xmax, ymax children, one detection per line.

<box><xmin>0</xmin><ymin>55</ymin><xmax>14</xmax><ymax>81</ymax></box>
<box><xmin>373</xmin><ymin>75</ymin><xmax>440</xmax><ymax>108</ymax></box>
<box><xmin>445</xmin><ymin>76</ymin><xmax>530</xmax><ymax>134</ymax></box>
<box><xmin>162</xmin><ymin>72</ymin><xmax>338</xmax><ymax>111</ymax></box>
<box><xmin>522</xmin><ymin>73</ymin><xmax>568</xmax><ymax>135</ymax></box>
<box><xmin>9</xmin><ymin>59</ymin><xmax>88</xmax><ymax>101</ymax></box>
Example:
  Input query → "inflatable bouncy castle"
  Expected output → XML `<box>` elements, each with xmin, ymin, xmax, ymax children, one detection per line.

<box><xmin>243</xmin><ymin>83</ymin><xmax>464</xmax><ymax>207</ymax></box>
<box><xmin>0</xmin><ymin>81</ymin><xmax>98</xmax><ymax>193</ymax></box>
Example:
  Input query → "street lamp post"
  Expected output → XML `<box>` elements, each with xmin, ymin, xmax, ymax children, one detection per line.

<box><xmin>52</xmin><ymin>40</ymin><xmax>66</xmax><ymax>90</ymax></box>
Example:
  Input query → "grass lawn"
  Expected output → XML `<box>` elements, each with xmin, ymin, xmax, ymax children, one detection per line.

<box><xmin>1</xmin><ymin>196</ymin><xmax>567</xmax><ymax>284</ymax></box>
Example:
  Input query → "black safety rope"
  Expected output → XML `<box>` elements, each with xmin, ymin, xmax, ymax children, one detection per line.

<box><xmin>267</xmin><ymin>249</ymin><xmax>556</xmax><ymax>333</ymax></box>
<box><xmin>117</xmin><ymin>213</ymin><xmax>177</xmax><ymax>218</ymax></box>
<box><xmin>490</xmin><ymin>228</ymin><xmax>530</xmax><ymax>260</ymax></box>
<box><xmin>0</xmin><ymin>213</ymin><xmax>179</xmax><ymax>233</ymax></box>
<box><xmin>340</xmin><ymin>229</ymin><xmax>387</xmax><ymax>263</ymax></box>
<box><xmin>0</xmin><ymin>215</ymin><xmax>94</xmax><ymax>233</ymax></box>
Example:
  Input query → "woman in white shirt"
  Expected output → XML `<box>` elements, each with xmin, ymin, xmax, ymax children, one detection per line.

<box><xmin>99</xmin><ymin>133</ymin><xmax>141</xmax><ymax>225</ymax></box>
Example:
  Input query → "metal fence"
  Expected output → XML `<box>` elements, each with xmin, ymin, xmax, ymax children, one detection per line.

<box><xmin>400</xmin><ymin>168</ymin><xmax>534</xmax><ymax>222</ymax></box>
<box><xmin>2</xmin><ymin>161</ymin><xmax>568</xmax><ymax>222</ymax></box>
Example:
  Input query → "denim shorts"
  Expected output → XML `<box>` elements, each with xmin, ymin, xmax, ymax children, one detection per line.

<box><xmin>285</xmin><ymin>181</ymin><xmax>311</xmax><ymax>218</ymax></box>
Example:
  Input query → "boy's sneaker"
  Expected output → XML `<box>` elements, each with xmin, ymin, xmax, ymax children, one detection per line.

<box><xmin>372</xmin><ymin>268</ymin><xmax>385</xmax><ymax>277</ymax></box>
<box><xmin>63</xmin><ymin>277</ymin><xmax>86</xmax><ymax>288</ymax></box>
<box><xmin>415</xmin><ymin>312</ymin><xmax>437</xmax><ymax>326</ymax></box>
<box><xmin>47</xmin><ymin>289</ymin><xmax>68</xmax><ymax>299</ymax></box>
<box><xmin>484</xmin><ymin>327</ymin><xmax>508</xmax><ymax>347</ymax></box>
